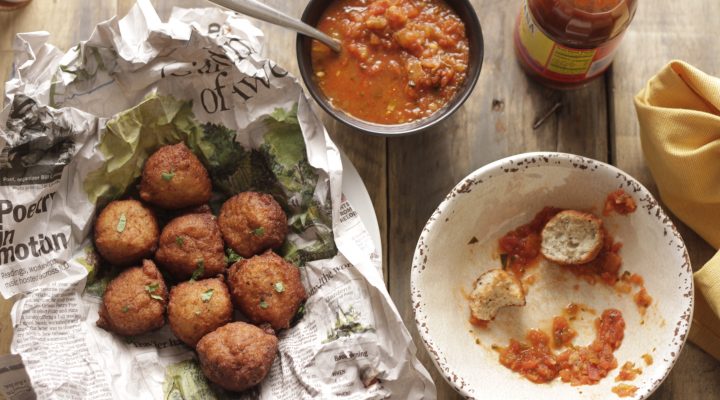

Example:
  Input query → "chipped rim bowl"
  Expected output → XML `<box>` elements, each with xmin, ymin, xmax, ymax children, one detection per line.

<box><xmin>296</xmin><ymin>0</ymin><xmax>483</xmax><ymax>136</ymax></box>
<box><xmin>411</xmin><ymin>152</ymin><xmax>693</xmax><ymax>400</ymax></box>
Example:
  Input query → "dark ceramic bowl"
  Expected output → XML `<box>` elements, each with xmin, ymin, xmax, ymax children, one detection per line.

<box><xmin>296</xmin><ymin>0</ymin><xmax>484</xmax><ymax>136</ymax></box>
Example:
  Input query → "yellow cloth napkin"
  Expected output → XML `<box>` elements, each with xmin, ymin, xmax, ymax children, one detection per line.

<box><xmin>635</xmin><ymin>60</ymin><xmax>720</xmax><ymax>359</ymax></box>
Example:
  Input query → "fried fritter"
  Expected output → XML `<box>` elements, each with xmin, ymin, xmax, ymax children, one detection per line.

<box><xmin>139</xmin><ymin>142</ymin><xmax>212</xmax><ymax>209</ymax></box>
<box><xmin>168</xmin><ymin>277</ymin><xmax>233</xmax><ymax>347</ymax></box>
<box><xmin>227</xmin><ymin>250</ymin><xmax>306</xmax><ymax>330</ymax></box>
<box><xmin>155</xmin><ymin>213</ymin><xmax>226</xmax><ymax>280</ymax></box>
<box><xmin>541</xmin><ymin>210</ymin><xmax>604</xmax><ymax>265</ymax></box>
<box><xmin>196</xmin><ymin>322</ymin><xmax>278</xmax><ymax>392</ymax></box>
<box><xmin>94</xmin><ymin>199</ymin><xmax>159</xmax><ymax>266</ymax></box>
<box><xmin>468</xmin><ymin>268</ymin><xmax>526</xmax><ymax>322</ymax></box>
<box><xmin>218</xmin><ymin>192</ymin><xmax>288</xmax><ymax>258</ymax></box>
<box><xmin>97</xmin><ymin>259</ymin><xmax>167</xmax><ymax>336</ymax></box>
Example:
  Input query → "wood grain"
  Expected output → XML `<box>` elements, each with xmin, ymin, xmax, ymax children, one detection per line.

<box><xmin>610</xmin><ymin>1</ymin><xmax>720</xmax><ymax>398</ymax></box>
<box><xmin>386</xmin><ymin>1</ymin><xmax>609</xmax><ymax>397</ymax></box>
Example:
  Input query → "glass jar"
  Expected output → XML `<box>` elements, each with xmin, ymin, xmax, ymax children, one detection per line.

<box><xmin>514</xmin><ymin>0</ymin><xmax>638</xmax><ymax>89</ymax></box>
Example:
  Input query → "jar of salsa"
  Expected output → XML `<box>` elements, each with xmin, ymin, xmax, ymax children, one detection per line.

<box><xmin>514</xmin><ymin>0</ymin><xmax>637</xmax><ymax>89</ymax></box>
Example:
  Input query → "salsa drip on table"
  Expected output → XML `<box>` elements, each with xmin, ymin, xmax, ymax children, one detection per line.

<box><xmin>312</xmin><ymin>0</ymin><xmax>469</xmax><ymax>124</ymax></box>
<box><xmin>496</xmin><ymin>309</ymin><xmax>626</xmax><ymax>385</ymax></box>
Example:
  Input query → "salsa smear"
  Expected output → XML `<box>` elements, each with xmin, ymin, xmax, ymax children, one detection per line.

<box><xmin>479</xmin><ymin>190</ymin><xmax>652</xmax><ymax>391</ymax></box>
<box><xmin>497</xmin><ymin>309</ymin><xmax>626</xmax><ymax>385</ymax></box>
<box><xmin>312</xmin><ymin>0</ymin><xmax>469</xmax><ymax>124</ymax></box>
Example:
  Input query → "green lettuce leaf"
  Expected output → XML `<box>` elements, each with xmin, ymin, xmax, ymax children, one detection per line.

<box><xmin>83</xmin><ymin>94</ymin><xmax>211</xmax><ymax>205</ymax></box>
<box><xmin>162</xmin><ymin>359</ymin><xmax>231</xmax><ymax>400</ymax></box>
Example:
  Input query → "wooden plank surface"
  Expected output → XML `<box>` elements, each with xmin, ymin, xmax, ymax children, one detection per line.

<box><xmin>1</xmin><ymin>0</ymin><xmax>719</xmax><ymax>399</ymax></box>
<box><xmin>610</xmin><ymin>2</ymin><xmax>720</xmax><ymax>399</ymax></box>
<box><xmin>387</xmin><ymin>1</ymin><xmax>609</xmax><ymax>397</ymax></box>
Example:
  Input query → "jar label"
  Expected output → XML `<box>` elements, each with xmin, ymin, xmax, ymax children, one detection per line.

<box><xmin>514</xmin><ymin>0</ymin><xmax>623</xmax><ymax>83</ymax></box>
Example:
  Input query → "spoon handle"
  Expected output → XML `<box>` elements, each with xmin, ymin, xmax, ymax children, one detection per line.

<box><xmin>208</xmin><ymin>0</ymin><xmax>342</xmax><ymax>52</ymax></box>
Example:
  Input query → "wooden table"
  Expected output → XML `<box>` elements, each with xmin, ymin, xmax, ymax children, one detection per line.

<box><xmin>1</xmin><ymin>1</ymin><xmax>719</xmax><ymax>398</ymax></box>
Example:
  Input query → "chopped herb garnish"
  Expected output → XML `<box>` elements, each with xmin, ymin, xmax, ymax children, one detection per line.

<box><xmin>145</xmin><ymin>284</ymin><xmax>162</xmax><ymax>301</ymax></box>
<box><xmin>161</xmin><ymin>170</ymin><xmax>175</xmax><ymax>181</ymax></box>
<box><xmin>175</xmin><ymin>236</ymin><xmax>184</xmax><ymax>247</ymax></box>
<box><xmin>225</xmin><ymin>248</ymin><xmax>242</xmax><ymax>264</ymax></box>
<box><xmin>116</xmin><ymin>213</ymin><xmax>127</xmax><ymax>233</ymax></box>
<box><xmin>201</xmin><ymin>289</ymin><xmax>214</xmax><ymax>303</ymax></box>
<box><xmin>274</xmin><ymin>281</ymin><xmax>285</xmax><ymax>293</ymax></box>
<box><xmin>259</xmin><ymin>299</ymin><xmax>269</xmax><ymax>309</ymax></box>
<box><xmin>191</xmin><ymin>260</ymin><xmax>205</xmax><ymax>281</ymax></box>
<box><xmin>121</xmin><ymin>305</ymin><xmax>130</xmax><ymax>313</ymax></box>
<box><xmin>150</xmin><ymin>294</ymin><xmax>163</xmax><ymax>301</ymax></box>
<box><xmin>291</xmin><ymin>303</ymin><xmax>306</xmax><ymax>325</ymax></box>
<box><xmin>252</xmin><ymin>227</ymin><xmax>265</xmax><ymax>237</ymax></box>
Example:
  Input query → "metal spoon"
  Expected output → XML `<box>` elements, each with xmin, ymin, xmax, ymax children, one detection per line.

<box><xmin>208</xmin><ymin>0</ymin><xmax>342</xmax><ymax>52</ymax></box>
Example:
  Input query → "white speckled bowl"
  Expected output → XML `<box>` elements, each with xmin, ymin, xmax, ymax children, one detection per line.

<box><xmin>411</xmin><ymin>152</ymin><xmax>693</xmax><ymax>400</ymax></box>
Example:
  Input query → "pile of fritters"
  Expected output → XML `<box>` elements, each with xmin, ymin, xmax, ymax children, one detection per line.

<box><xmin>93</xmin><ymin>142</ymin><xmax>307</xmax><ymax>392</ymax></box>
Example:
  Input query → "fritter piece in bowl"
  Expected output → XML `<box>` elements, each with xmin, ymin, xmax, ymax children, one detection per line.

<box><xmin>218</xmin><ymin>192</ymin><xmax>288</xmax><ymax>258</ymax></box>
<box><xmin>155</xmin><ymin>213</ymin><xmax>226</xmax><ymax>280</ymax></box>
<box><xmin>97</xmin><ymin>259</ymin><xmax>167</xmax><ymax>336</ymax></box>
<box><xmin>469</xmin><ymin>269</ymin><xmax>525</xmax><ymax>323</ymax></box>
<box><xmin>227</xmin><ymin>250</ymin><xmax>306</xmax><ymax>330</ymax></box>
<box><xmin>196</xmin><ymin>322</ymin><xmax>278</xmax><ymax>392</ymax></box>
<box><xmin>168</xmin><ymin>277</ymin><xmax>233</xmax><ymax>347</ymax></box>
<box><xmin>139</xmin><ymin>142</ymin><xmax>212</xmax><ymax>209</ymax></box>
<box><xmin>94</xmin><ymin>199</ymin><xmax>159</xmax><ymax>266</ymax></box>
<box><xmin>541</xmin><ymin>210</ymin><xmax>604</xmax><ymax>265</ymax></box>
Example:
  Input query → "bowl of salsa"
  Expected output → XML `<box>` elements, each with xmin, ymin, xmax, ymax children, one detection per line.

<box><xmin>297</xmin><ymin>0</ymin><xmax>483</xmax><ymax>135</ymax></box>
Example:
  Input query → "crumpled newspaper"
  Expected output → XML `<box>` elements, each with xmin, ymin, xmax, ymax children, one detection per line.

<box><xmin>0</xmin><ymin>1</ymin><xmax>436</xmax><ymax>399</ymax></box>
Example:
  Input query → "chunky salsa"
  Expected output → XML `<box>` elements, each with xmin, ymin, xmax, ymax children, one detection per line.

<box><xmin>497</xmin><ymin>309</ymin><xmax>626</xmax><ymax>385</ymax></box>
<box><xmin>562</xmin><ymin>230</ymin><xmax>624</xmax><ymax>286</ymax></box>
<box><xmin>552</xmin><ymin>316</ymin><xmax>577</xmax><ymax>349</ymax></box>
<box><xmin>498</xmin><ymin>206</ymin><xmax>561</xmax><ymax>279</ymax></box>
<box><xmin>615</xmin><ymin>361</ymin><xmax>642</xmax><ymax>382</ymax></box>
<box><xmin>312</xmin><ymin>0</ymin><xmax>469</xmax><ymax>124</ymax></box>
<box><xmin>494</xmin><ymin>191</ymin><xmax>651</xmax><ymax>315</ymax></box>
<box><xmin>612</xmin><ymin>383</ymin><xmax>638</xmax><ymax>398</ymax></box>
<box><xmin>604</xmin><ymin>189</ymin><xmax>638</xmax><ymax>216</ymax></box>
<box><xmin>483</xmin><ymin>191</ymin><xmax>652</xmax><ymax>390</ymax></box>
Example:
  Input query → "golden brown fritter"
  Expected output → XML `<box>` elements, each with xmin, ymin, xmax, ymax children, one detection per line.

<box><xmin>94</xmin><ymin>199</ymin><xmax>159</xmax><ymax>266</ymax></box>
<box><xmin>97</xmin><ymin>259</ymin><xmax>167</xmax><ymax>336</ymax></box>
<box><xmin>155</xmin><ymin>213</ymin><xmax>226</xmax><ymax>280</ymax></box>
<box><xmin>196</xmin><ymin>322</ymin><xmax>278</xmax><ymax>392</ymax></box>
<box><xmin>168</xmin><ymin>277</ymin><xmax>233</xmax><ymax>347</ymax></box>
<box><xmin>218</xmin><ymin>192</ymin><xmax>288</xmax><ymax>258</ymax></box>
<box><xmin>227</xmin><ymin>251</ymin><xmax>306</xmax><ymax>330</ymax></box>
<box><xmin>139</xmin><ymin>142</ymin><xmax>212</xmax><ymax>209</ymax></box>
